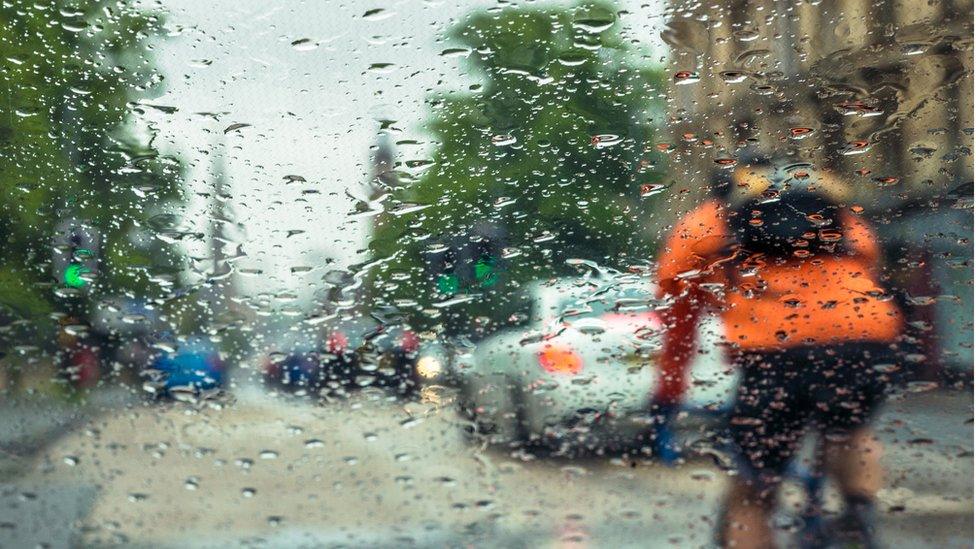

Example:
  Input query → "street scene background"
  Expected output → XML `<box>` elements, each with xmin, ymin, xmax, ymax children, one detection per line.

<box><xmin>0</xmin><ymin>0</ymin><xmax>972</xmax><ymax>547</ymax></box>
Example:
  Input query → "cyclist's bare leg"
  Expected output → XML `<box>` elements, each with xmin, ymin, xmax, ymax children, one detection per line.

<box><xmin>824</xmin><ymin>426</ymin><xmax>884</xmax><ymax>498</ymax></box>
<box><xmin>721</xmin><ymin>479</ymin><xmax>775</xmax><ymax>548</ymax></box>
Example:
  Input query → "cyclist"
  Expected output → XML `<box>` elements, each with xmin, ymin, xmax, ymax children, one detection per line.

<box><xmin>652</xmin><ymin>151</ymin><xmax>904</xmax><ymax>547</ymax></box>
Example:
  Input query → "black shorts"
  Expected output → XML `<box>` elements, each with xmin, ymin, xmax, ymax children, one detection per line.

<box><xmin>727</xmin><ymin>342</ymin><xmax>901</xmax><ymax>484</ymax></box>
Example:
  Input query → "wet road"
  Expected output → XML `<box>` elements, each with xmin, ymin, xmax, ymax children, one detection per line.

<box><xmin>0</xmin><ymin>384</ymin><xmax>971</xmax><ymax>548</ymax></box>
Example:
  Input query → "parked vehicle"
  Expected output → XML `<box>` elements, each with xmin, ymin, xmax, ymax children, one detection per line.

<box><xmin>261</xmin><ymin>319</ymin><xmax>422</xmax><ymax>397</ymax></box>
<box><xmin>262</xmin><ymin>329</ymin><xmax>361</xmax><ymax>393</ymax></box>
<box><xmin>368</xmin><ymin>324</ymin><xmax>422</xmax><ymax>395</ymax></box>
<box><xmin>456</xmin><ymin>275</ymin><xmax>736</xmax><ymax>454</ymax></box>
<box><xmin>143</xmin><ymin>336</ymin><xmax>226</xmax><ymax>400</ymax></box>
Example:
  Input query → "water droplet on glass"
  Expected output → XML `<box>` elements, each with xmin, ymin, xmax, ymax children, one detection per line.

<box><xmin>640</xmin><ymin>183</ymin><xmax>669</xmax><ymax>198</ymax></box>
<box><xmin>572</xmin><ymin>17</ymin><xmax>614</xmax><ymax>34</ymax></box>
<box><xmin>533</xmin><ymin>231</ymin><xmax>556</xmax><ymax>243</ymax></box>
<box><xmin>494</xmin><ymin>196</ymin><xmax>516</xmax><ymax>208</ymax></box>
<box><xmin>720</xmin><ymin>71</ymin><xmax>748</xmax><ymax>84</ymax></box>
<box><xmin>491</xmin><ymin>134</ymin><xmax>517</xmax><ymax>147</ymax></box>
<box><xmin>909</xmin><ymin>145</ymin><xmax>936</xmax><ymax>158</ymax></box>
<box><xmin>368</xmin><ymin>62</ymin><xmax>397</xmax><ymax>73</ymax></box>
<box><xmin>440</xmin><ymin>47</ymin><xmax>471</xmax><ymax>58</ymax></box>
<box><xmin>733</xmin><ymin>29</ymin><xmax>760</xmax><ymax>42</ymax></box>
<box><xmin>363</xmin><ymin>8</ymin><xmax>394</xmax><ymax>21</ymax></box>
<box><xmin>290</xmin><ymin>38</ymin><xmax>318</xmax><ymax>51</ymax></box>
<box><xmin>62</xmin><ymin>20</ymin><xmax>87</xmax><ymax>33</ymax></box>
<box><xmin>841</xmin><ymin>140</ymin><xmax>871</xmax><ymax>155</ymax></box>
<box><xmin>900</xmin><ymin>43</ymin><xmax>929</xmax><ymax>56</ymax></box>
<box><xmin>501</xmin><ymin>246</ymin><xmax>522</xmax><ymax>259</ymax></box>
<box><xmin>673</xmin><ymin>71</ymin><xmax>700</xmax><ymax>85</ymax></box>
<box><xmin>789</xmin><ymin>127</ymin><xmax>815</xmax><ymax>140</ymax></box>
<box><xmin>591</xmin><ymin>134</ymin><xmax>622</xmax><ymax>149</ymax></box>
<box><xmin>819</xmin><ymin>229</ymin><xmax>843</xmax><ymax>242</ymax></box>
<box><xmin>836</xmin><ymin>101</ymin><xmax>883</xmax><ymax>118</ymax></box>
<box><xmin>224</xmin><ymin>123</ymin><xmax>251</xmax><ymax>134</ymax></box>
<box><xmin>557</xmin><ymin>51</ymin><xmax>588</xmax><ymax>66</ymax></box>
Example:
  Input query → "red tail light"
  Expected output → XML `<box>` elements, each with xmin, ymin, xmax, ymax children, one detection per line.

<box><xmin>326</xmin><ymin>331</ymin><xmax>349</xmax><ymax>353</ymax></box>
<box><xmin>399</xmin><ymin>330</ymin><xmax>420</xmax><ymax>353</ymax></box>
<box><xmin>538</xmin><ymin>345</ymin><xmax>582</xmax><ymax>375</ymax></box>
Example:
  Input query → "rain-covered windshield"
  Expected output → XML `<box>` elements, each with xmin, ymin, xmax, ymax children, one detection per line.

<box><xmin>0</xmin><ymin>1</ymin><xmax>972</xmax><ymax>547</ymax></box>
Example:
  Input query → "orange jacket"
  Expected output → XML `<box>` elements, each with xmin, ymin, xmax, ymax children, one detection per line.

<box><xmin>654</xmin><ymin>198</ymin><xmax>903</xmax><ymax>404</ymax></box>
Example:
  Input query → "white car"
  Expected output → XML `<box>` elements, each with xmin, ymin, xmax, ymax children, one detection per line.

<box><xmin>456</xmin><ymin>275</ymin><xmax>737</xmax><ymax>453</ymax></box>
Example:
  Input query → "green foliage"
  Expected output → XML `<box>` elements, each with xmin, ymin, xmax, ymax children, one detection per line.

<box><xmin>368</xmin><ymin>1</ymin><xmax>665</xmax><ymax>333</ymax></box>
<box><xmin>0</xmin><ymin>1</ymin><xmax>185</xmax><ymax>341</ymax></box>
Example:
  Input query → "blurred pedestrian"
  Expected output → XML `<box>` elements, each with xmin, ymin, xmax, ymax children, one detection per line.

<box><xmin>652</xmin><ymin>151</ymin><xmax>904</xmax><ymax>548</ymax></box>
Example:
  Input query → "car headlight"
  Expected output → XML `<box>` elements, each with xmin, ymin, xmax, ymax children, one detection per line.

<box><xmin>416</xmin><ymin>355</ymin><xmax>444</xmax><ymax>379</ymax></box>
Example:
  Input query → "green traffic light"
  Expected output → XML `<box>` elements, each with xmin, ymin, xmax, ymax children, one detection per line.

<box><xmin>434</xmin><ymin>256</ymin><xmax>498</xmax><ymax>294</ymax></box>
<box><xmin>474</xmin><ymin>257</ymin><xmax>497</xmax><ymax>288</ymax></box>
<box><xmin>63</xmin><ymin>264</ymin><xmax>91</xmax><ymax>288</ymax></box>
<box><xmin>436</xmin><ymin>273</ymin><xmax>459</xmax><ymax>295</ymax></box>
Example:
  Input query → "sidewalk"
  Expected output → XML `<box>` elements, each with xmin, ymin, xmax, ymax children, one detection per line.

<box><xmin>0</xmin><ymin>388</ymin><xmax>136</xmax><ymax>478</ymax></box>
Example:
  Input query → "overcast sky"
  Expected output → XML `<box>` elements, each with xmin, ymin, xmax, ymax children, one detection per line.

<box><xmin>138</xmin><ymin>0</ymin><xmax>669</xmax><ymax>312</ymax></box>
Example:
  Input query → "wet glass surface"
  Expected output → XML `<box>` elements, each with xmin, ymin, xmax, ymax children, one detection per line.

<box><xmin>0</xmin><ymin>0</ymin><xmax>972</xmax><ymax>547</ymax></box>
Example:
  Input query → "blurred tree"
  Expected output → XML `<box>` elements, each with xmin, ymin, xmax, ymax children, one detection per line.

<box><xmin>0</xmin><ymin>1</ymin><xmax>185</xmax><ymax>346</ymax></box>
<box><xmin>366</xmin><ymin>1</ymin><xmax>666</xmax><ymax>334</ymax></box>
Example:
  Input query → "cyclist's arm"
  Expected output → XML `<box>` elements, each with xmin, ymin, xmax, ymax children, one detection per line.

<box><xmin>655</xmin><ymin>288</ymin><xmax>706</xmax><ymax>405</ymax></box>
<box><xmin>654</xmin><ymin>200</ymin><xmax>726</xmax><ymax>405</ymax></box>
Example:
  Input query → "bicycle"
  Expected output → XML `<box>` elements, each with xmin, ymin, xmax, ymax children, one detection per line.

<box><xmin>655</xmin><ymin>405</ymin><xmax>843</xmax><ymax>549</ymax></box>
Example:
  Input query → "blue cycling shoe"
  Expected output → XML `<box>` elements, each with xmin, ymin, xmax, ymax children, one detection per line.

<box><xmin>650</xmin><ymin>420</ymin><xmax>682</xmax><ymax>465</ymax></box>
<box><xmin>642</xmin><ymin>402</ymin><xmax>681</xmax><ymax>465</ymax></box>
